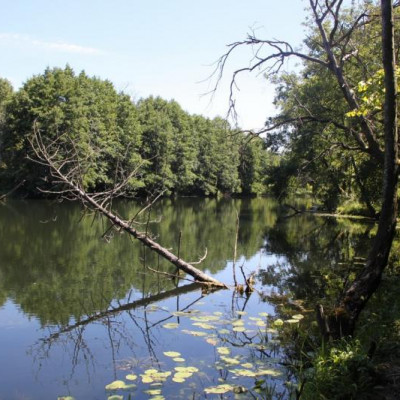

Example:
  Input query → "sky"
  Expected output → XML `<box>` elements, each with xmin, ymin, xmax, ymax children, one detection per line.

<box><xmin>0</xmin><ymin>0</ymin><xmax>309</xmax><ymax>130</ymax></box>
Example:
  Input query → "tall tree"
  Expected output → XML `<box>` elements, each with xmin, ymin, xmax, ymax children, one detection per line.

<box><xmin>215</xmin><ymin>0</ymin><xmax>398</xmax><ymax>335</ymax></box>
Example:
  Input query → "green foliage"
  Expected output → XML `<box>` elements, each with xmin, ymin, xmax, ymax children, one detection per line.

<box><xmin>0</xmin><ymin>67</ymin><xmax>272</xmax><ymax>197</ymax></box>
<box><xmin>0</xmin><ymin>66</ymin><xmax>143</xmax><ymax>194</ymax></box>
<box><xmin>265</xmin><ymin>3</ymin><xmax>399</xmax><ymax>214</ymax></box>
<box><xmin>301</xmin><ymin>339</ymin><xmax>374</xmax><ymax>399</ymax></box>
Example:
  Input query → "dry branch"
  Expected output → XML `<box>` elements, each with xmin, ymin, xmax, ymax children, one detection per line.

<box><xmin>28</xmin><ymin>127</ymin><xmax>227</xmax><ymax>288</ymax></box>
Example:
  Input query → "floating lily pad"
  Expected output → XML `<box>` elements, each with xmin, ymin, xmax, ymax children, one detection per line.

<box><xmin>163</xmin><ymin>351</ymin><xmax>181</xmax><ymax>358</ymax></box>
<box><xmin>162</xmin><ymin>323</ymin><xmax>179</xmax><ymax>329</ymax></box>
<box><xmin>107</xmin><ymin>396</ymin><xmax>123</xmax><ymax>400</ymax></box>
<box><xmin>141</xmin><ymin>370</ymin><xmax>172</xmax><ymax>384</ymax></box>
<box><xmin>126</xmin><ymin>374</ymin><xmax>137</xmax><ymax>381</ymax></box>
<box><xmin>175</xmin><ymin>366</ymin><xmax>199</xmax><ymax>373</ymax></box>
<box><xmin>206</xmin><ymin>338</ymin><xmax>218</xmax><ymax>346</ymax></box>
<box><xmin>192</xmin><ymin>322</ymin><xmax>215</xmax><ymax>330</ymax></box>
<box><xmin>256</xmin><ymin>369</ymin><xmax>282</xmax><ymax>377</ymax></box>
<box><xmin>273</xmin><ymin>319</ymin><xmax>284</xmax><ymax>327</ymax></box>
<box><xmin>241</xmin><ymin>363</ymin><xmax>253</xmax><ymax>368</ymax></box>
<box><xmin>144</xmin><ymin>389</ymin><xmax>162</xmax><ymax>395</ymax></box>
<box><xmin>204</xmin><ymin>384</ymin><xmax>234</xmax><ymax>394</ymax></box>
<box><xmin>182</xmin><ymin>329</ymin><xmax>208</xmax><ymax>337</ymax></box>
<box><xmin>190</xmin><ymin>315</ymin><xmax>220</xmax><ymax>322</ymax></box>
<box><xmin>259</xmin><ymin>312</ymin><xmax>269</xmax><ymax>317</ymax></box>
<box><xmin>105</xmin><ymin>380</ymin><xmax>135</xmax><ymax>390</ymax></box>
<box><xmin>286</xmin><ymin>319</ymin><xmax>300</xmax><ymax>324</ymax></box>
<box><xmin>231</xmin><ymin>369</ymin><xmax>257</xmax><ymax>377</ymax></box>
<box><xmin>173</xmin><ymin>357</ymin><xmax>185</xmax><ymax>362</ymax></box>
<box><xmin>233</xmin><ymin>326</ymin><xmax>246</xmax><ymax>332</ymax></box>
<box><xmin>237</xmin><ymin>311</ymin><xmax>247</xmax><ymax>315</ymax></box>
<box><xmin>220</xmin><ymin>356</ymin><xmax>241</xmax><ymax>365</ymax></box>
<box><xmin>218</xmin><ymin>329</ymin><xmax>230</xmax><ymax>335</ymax></box>
<box><xmin>217</xmin><ymin>347</ymin><xmax>230</xmax><ymax>355</ymax></box>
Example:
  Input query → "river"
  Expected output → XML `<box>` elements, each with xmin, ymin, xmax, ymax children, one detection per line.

<box><xmin>0</xmin><ymin>198</ymin><xmax>372</xmax><ymax>399</ymax></box>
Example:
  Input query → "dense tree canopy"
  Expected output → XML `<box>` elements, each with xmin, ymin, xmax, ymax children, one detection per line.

<box><xmin>0</xmin><ymin>67</ymin><xmax>272</xmax><ymax>197</ymax></box>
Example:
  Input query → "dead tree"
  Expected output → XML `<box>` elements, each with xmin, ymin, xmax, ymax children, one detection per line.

<box><xmin>28</xmin><ymin>126</ymin><xmax>226</xmax><ymax>288</ymax></box>
<box><xmin>213</xmin><ymin>0</ymin><xmax>398</xmax><ymax>336</ymax></box>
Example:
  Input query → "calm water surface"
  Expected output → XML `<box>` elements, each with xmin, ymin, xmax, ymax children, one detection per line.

<box><xmin>0</xmin><ymin>198</ymin><xmax>372</xmax><ymax>399</ymax></box>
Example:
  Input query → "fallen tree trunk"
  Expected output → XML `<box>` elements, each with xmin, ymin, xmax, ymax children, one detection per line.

<box><xmin>29</xmin><ymin>130</ymin><xmax>226</xmax><ymax>288</ymax></box>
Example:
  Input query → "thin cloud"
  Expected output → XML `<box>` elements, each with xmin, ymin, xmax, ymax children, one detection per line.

<box><xmin>0</xmin><ymin>33</ymin><xmax>105</xmax><ymax>55</ymax></box>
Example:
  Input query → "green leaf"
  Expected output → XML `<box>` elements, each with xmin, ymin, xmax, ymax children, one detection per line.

<box><xmin>204</xmin><ymin>384</ymin><xmax>234</xmax><ymax>394</ymax></box>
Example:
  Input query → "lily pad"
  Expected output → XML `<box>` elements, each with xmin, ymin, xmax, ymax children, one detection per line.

<box><xmin>192</xmin><ymin>322</ymin><xmax>214</xmax><ymax>330</ymax></box>
<box><xmin>163</xmin><ymin>351</ymin><xmax>181</xmax><ymax>358</ymax></box>
<box><xmin>173</xmin><ymin>357</ymin><xmax>185</xmax><ymax>362</ymax></box>
<box><xmin>204</xmin><ymin>384</ymin><xmax>234</xmax><ymax>394</ymax></box>
<box><xmin>126</xmin><ymin>374</ymin><xmax>137</xmax><ymax>381</ymax></box>
<box><xmin>105</xmin><ymin>380</ymin><xmax>135</xmax><ymax>390</ymax></box>
<box><xmin>217</xmin><ymin>347</ymin><xmax>230</xmax><ymax>355</ymax></box>
<box><xmin>182</xmin><ymin>329</ymin><xmax>207</xmax><ymax>337</ymax></box>
<box><xmin>162</xmin><ymin>322</ymin><xmax>179</xmax><ymax>329</ymax></box>
<box><xmin>273</xmin><ymin>319</ymin><xmax>284</xmax><ymax>327</ymax></box>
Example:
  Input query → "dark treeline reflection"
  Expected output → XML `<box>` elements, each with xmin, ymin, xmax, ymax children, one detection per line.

<box><xmin>259</xmin><ymin>212</ymin><xmax>374</xmax><ymax>302</ymax></box>
<box><xmin>0</xmin><ymin>198</ymin><xmax>277</xmax><ymax>326</ymax></box>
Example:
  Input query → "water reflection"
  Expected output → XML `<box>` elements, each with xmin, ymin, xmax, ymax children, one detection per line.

<box><xmin>0</xmin><ymin>198</ymin><xmax>378</xmax><ymax>399</ymax></box>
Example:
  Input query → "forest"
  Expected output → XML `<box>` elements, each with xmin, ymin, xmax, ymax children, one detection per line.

<box><xmin>0</xmin><ymin>66</ymin><xmax>275</xmax><ymax>198</ymax></box>
<box><xmin>0</xmin><ymin>0</ymin><xmax>400</xmax><ymax>399</ymax></box>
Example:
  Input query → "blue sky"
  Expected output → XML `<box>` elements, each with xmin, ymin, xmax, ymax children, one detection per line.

<box><xmin>0</xmin><ymin>0</ymin><xmax>308</xmax><ymax>129</ymax></box>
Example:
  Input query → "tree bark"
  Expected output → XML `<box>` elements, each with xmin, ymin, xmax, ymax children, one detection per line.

<box><xmin>327</xmin><ymin>0</ymin><xmax>398</xmax><ymax>337</ymax></box>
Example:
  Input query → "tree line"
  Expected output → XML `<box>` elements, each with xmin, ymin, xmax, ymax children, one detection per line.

<box><xmin>0</xmin><ymin>66</ymin><xmax>275</xmax><ymax>198</ymax></box>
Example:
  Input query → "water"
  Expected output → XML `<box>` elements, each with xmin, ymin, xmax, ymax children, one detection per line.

<box><xmin>0</xmin><ymin>198</ymin><xmax>373</xmax><ymax>399</ymax></box>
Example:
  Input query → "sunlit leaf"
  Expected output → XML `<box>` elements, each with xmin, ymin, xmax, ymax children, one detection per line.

<box><xmin>163</xmin><ymin>351</ymin><xmax>181</xmax><ymax>358</ymax></box>
<box><xmin>273</xmin><ymin>319</ymin><xmax>284</xmax><ymax>327</ymax></box>
<box><xmin>217</xmin><ymin>347</ymin><xmax>230</xmax><ymax>355</ymax></box>
<box><xmin>172</xmin><ymin>376</ymin><xmax>185</xmax><ymax>383</ymax></box>
<box><xmin>126</xmin><ymin>374</ymin><xmax>137</xmax><ymax>381</ymax></box>
<box><xmin>182</xmin><ymin>329</ymin><xmax>207</xmax><ymax>337</ymax></box>
<box><xmin>175</xmin><ymin>366</ymin><xmax>199</xmax><ymax>373</ymax></box>
<box><xmin>192</xmin><ymin>322</ymin><xmax>214</xmax><ymax>330</ymax></box>
<box><xmin>220</xmin><ymin>356</ymin><xmax>240</xmax><ymax>365</ymax></box>
<box><xmin>190</xmin><ymin>315</ymin><xmax>220</xmax><ymax>322</ymax></box>
<box><xmin>292</xmin><ymin>314</ymin><xmax>304</xmax><ymax>320</ymax></box>
<box><xmin>204</xmin><ymin>384</ymin><xmax>234</xmax><ymax>394</ymax></box>
<box><xmin>162</xmin><ymin>322</ymin><xmax>179</xmax><ymax>329</ymax></box>
<box><xmin>256</xmin><ymin>369</ymin><xmax>282</xmax><ymax>377</ymax></box>
<box><xmin>144</xmin><ymin>389</ymin><xmax>162</xmax><ymax>395</ymax></box>
<box><xmin>105</xmin><ymin>380</ymin><xmax>135</xmax><ymax>390</ymax></box>
<box><xmin>231</xmin><ymin>369</ymin><xmax>257</xmax><ymax>377</ymax></box>
<box><xmin>286</xmin><ymin>319</ymin><xmax>300</xmax><ymax>324</ymax></box>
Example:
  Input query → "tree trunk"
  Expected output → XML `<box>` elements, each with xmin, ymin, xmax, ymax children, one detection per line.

<box><xmin>322</xmin><ymin>0</ymin><xmax>398</xmax><ymax>338</ymax></box>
